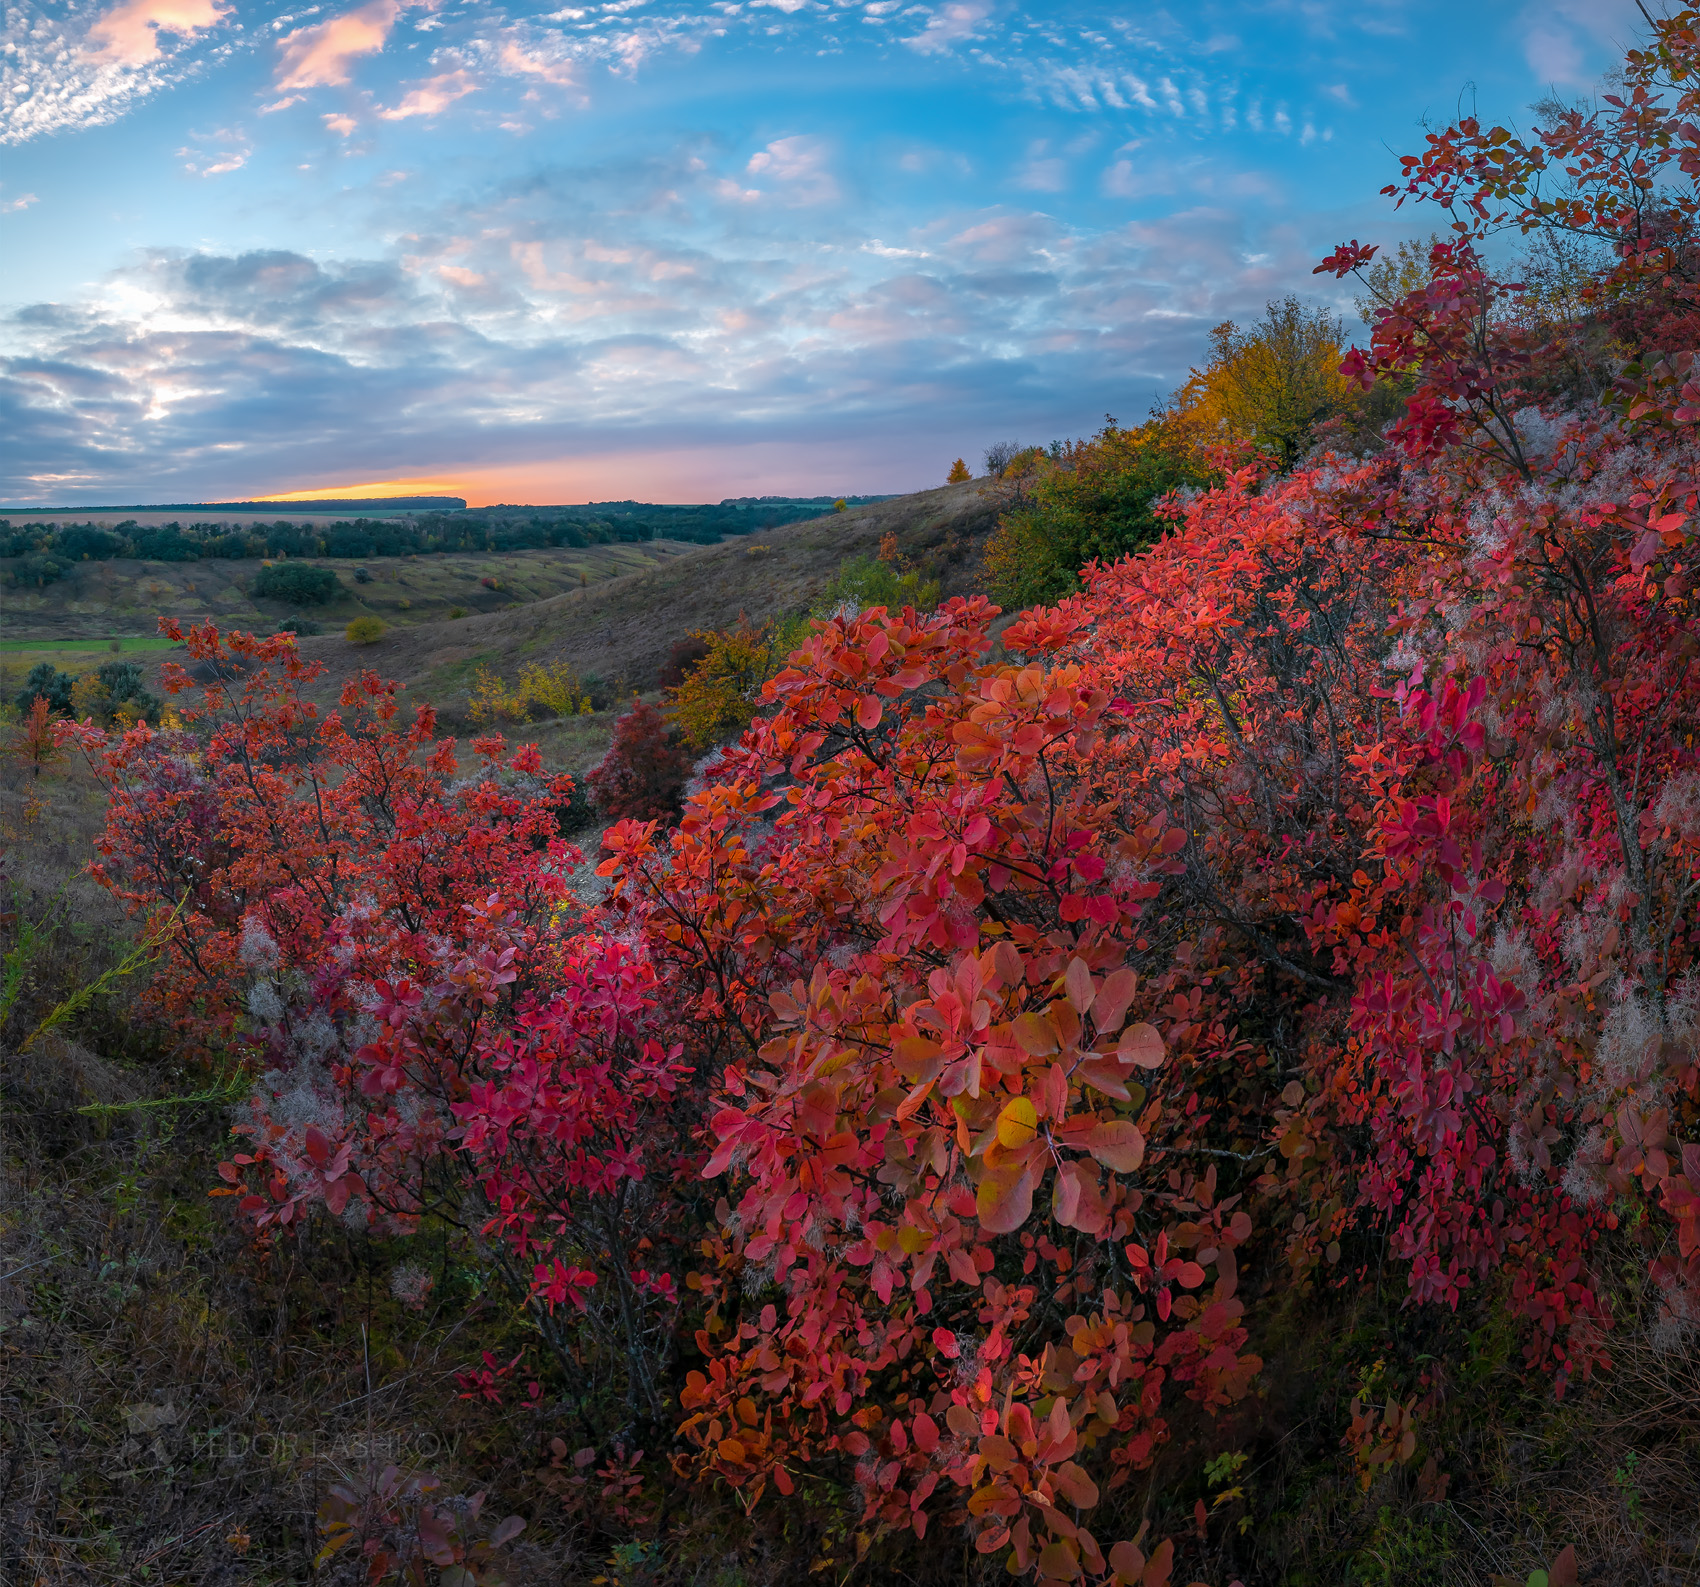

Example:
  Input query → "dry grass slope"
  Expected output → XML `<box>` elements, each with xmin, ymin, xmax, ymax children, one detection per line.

<box><xmin>1</xmin><ymin>541</ymin><xmax>702</xmax><ymax>643</ymax></box>
<box><xmin>285</xmin><ymin>480</ymin><xmax>1002</xmax><ymax>715</ymax></box>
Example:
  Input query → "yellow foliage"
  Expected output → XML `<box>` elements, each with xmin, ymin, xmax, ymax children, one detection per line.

<box><xmin>1169</xmin><ymin>294</ymin><xmax>1361</xmax><ymax>468</ymax></box>
<box><xmin>345</xmin><ymin>617</ymin><xmax>386</xmax><ymax>645</ymax></box>
<box><xmin>71</xmin><ymin>674</ymin><xmax>113</xmax><ymax>722</ymax></box>
<box><xmin>469</xmin><ymin>660</ymin><xmax>593</xmax><ymax>724</ymax></box>
<box><xmin>668</xmin><ymin>615</ymin><xmax>806</xmax><ymax>751</ymax></box>
<box><xmin>947</xmin><ymin>457</ymin><xmax>972</xmax><ymax>483</ymax></box>
<box><xmin>469</xmin><ymin>665</ymin><xmax>531</xmax><ymax>725</ymax></box>
<box><xmin>518</xmin><ymin>660</ymin><xmax>592</xmax><ymax>718</ymax></box>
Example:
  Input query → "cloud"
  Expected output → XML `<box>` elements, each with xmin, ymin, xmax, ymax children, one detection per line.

<box><xmin>745</xmin><ymin>135</ymin><xmax>839</xmax><ymax>203</ymax></box>
<box><xmin>275</xmin><ymin>0</ymin><xmax>403</xmax><ymax>91</ymax></box>
<box><xmin>2</xmin><ymin>158</ymin><xmax>1348</xmax><ymax>502</ymax></box>
<box><xmin>84</xmin><ymin>0</ymin><xmax>226</xmax><ymax>64</ymax></box>
<box><xmin>377</xmin><ymin>69</ymin><xmax>478</xmax><ymax>119</ymax></box>
<box><xmin>1520</xmin><ymin>0</ymin><xmax>1638</xmax><ymax>85</ymax></box>
<box><xmin>177</xmin><ymin>124</ymin><xmax>251</xmax><ymax>174</ymax></box>
<box><xmin>903</xmin><ymin>2</ymin><xmax>990</xmax><ymax>55</ymax></box>
<box><xmin>2</xmin><ymin>0</ymin><xmax>234</xmax><ymax>143</ymax></box>
<box><xmin>323</xmin><ymin>111</ymin><xmax>358</xmax><ymax>135</ymax></box>
<box><xmin>1014</xmin><ymin>140</ymin><xmax>1067</xmax><ymax>192</ymax></box>
<box><xmin>3</xmin><ymin>192</ymin><xmax>40</xmax><ymax>212</ymax></box>
<box><xmin>496</xmin><ymin>39</ymin><xmax>580</xmax><ymax>91</ymax></box>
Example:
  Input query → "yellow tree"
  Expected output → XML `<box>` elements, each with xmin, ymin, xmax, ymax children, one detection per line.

<box><xmin>946</xmin><ymin>457</ymin><xmax>971</xmax><ymax>483</ymax></box>
<box><xmin>1172</xmin><ymin>294</ymin><xmax>1361</xmax><ymax>467</ymax></box>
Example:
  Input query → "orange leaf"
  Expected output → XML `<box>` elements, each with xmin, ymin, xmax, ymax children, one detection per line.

<box><xmin>1064</xmin><ymin>957</ymin><xmax>1095</xmax><ymax>1013</ymax></box>
<box><xmin>1054</xmin><ymin>1460</ymin><xmax>1099</xmax><ymax>1509</ymax></box>
<box><xmin>895</xmin><ymin>1079</ymin><xmax>935</xmax><ymax>1121</ymax></box>
<box><xmin>1087</xmin><ymin>1120</ymin><xmax>1145</xmax><ymax>1173</ymax></box>
<box><xmin>1037</xmin><ymin>1540</ymin><xmax>1082</xmax><ymax>1581</ymax></box>
<box><xmin>1117</xmin><ymin>1022</ymin><xmax>1165</xmax><ymax>1069</ymax></box>
<box><xmin>976</xmin><ymin>1165</ymin><xmax>1035</xmax><ymax>1233</ymax></box>
<box><xmin>1107</xmin><ymin>1540</ymin><xmax>1146</xmax><ymax>1580</ymax></box>
<box><xmin>1079</xmin><ymin>1057</ymin><xmax>1131</xmax><ymax>1099</ymax></box>
<box><xmin>1012</xmin><ymin>1011</ymin><xmax>1059</xmax><ymax>1056</ymax></box>
<box><xmin>1094</xmin><ymin>967</ymin><xmax>1138</xmax><ymax>1033</ymax></box>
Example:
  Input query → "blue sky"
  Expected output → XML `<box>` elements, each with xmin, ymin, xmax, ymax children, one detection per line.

<box><xmin>1</xmin><ymin>0</ymin><xmax>1637</xmax><ymax>505</ymax></box>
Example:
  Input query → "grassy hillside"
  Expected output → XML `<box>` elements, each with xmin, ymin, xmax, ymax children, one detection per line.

<box><xmin>292</xmin><ymin>479</ymin><xmax>999</xmax><ymax>716</ymax></box>
<box><xmin>5</xmin><ymin>480</ymin><xmax>1003</xmax><ymax>781</ymax></box>
<box><xmin>0</xmin><ymin>540</ymin><xmax>701</xmax><ymax>644</ymax></box>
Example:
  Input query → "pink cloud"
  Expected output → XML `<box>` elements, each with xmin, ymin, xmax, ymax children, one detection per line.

<box><xmin>276</xmin><ymin>0</ymin><xmax>401</xmax><ymax>91</ymax></box>
<box><xmin>745</xmin><ymin>136</ymin><xmax>838</xmax><ymax>204</ymax></box>
<box><xmin>497</xmin><ymin>40</ymin><xmax>578</xmax><ymax>90</ymax></box>
<box><xmin>84</xmin><ymin>0</ymin><xmax>227</xmax><ymax>66</ymax></box>
<box><xmin>377</xmin><ymin>69</ymin><xmax>478</xmax><ymax>120</ymax></box>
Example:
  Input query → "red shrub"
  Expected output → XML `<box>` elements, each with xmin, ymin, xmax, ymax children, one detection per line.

<box><xmin>585</xmin><ymin>699</ymin><xmax>689</xmax><ymax>822</ymax></box>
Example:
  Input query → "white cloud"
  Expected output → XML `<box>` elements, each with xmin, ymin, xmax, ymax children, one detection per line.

<box><xmin>745</xmin><ymin>135</ymin><xmax>839</xmax><ymax>203</ymax></box>
<box><xmin>1014</xmin><ymin>140</ymin><xmax>1066</xmax><ymax>192</ymax></box>
<box><xmin>1</xmin><ymin>168</ymin><xmax>1329</xmax><ymax>502</ymax></box>
<box><xmin>2</xmin><ymin>191</ymin><xmax>40</xmax><ymax>212</ymax></box>
<box><xmin>1520</xmin><ymin>0</ymin><xmax>1638</xmax><ymax>85</ymax></box>
<box><xmin>177</xmin><ymin>123</ymin><xmax>251</xmax><ymax>174</ymax></box>
<box><xmin>1</xmin><ymin>0</ymin><xmax>234</xmax><ymax>143</ymax></box>
<box><xmin>902</xmin><ymin>2</ymin><xmax>989</xmax><ymax>55</ymax></box>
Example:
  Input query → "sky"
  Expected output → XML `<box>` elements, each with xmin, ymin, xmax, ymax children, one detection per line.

<box><xmin>0</xmin><ymin>0</ymin><xmax>1640</xmax><ymax>506</ymax></box>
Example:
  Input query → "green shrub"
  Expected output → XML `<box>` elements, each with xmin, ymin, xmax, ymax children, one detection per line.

<box><xmin>345</xmin><ymin>616</ymin><xmax>387</xmax><ymax>645</ymax></box>
<box><xmin>13</xmin><ymin>662</ymin><xmax>74</xmax><ymax>715</ymax></box>
<box><xmin>96</xmin><ymin>660</ymin><xmax>160</xmax><ymax>723</ymax></box>
<box><xmin>812</xmin><ymin>553</ymin><xmax>939</xmax><ymax>617</ymax></box>
<box><xmin>253</xmin><ymin>562</ymin><xmax>339</xmax><ymax>606</ymax></box>
<box><xmin>4</xmin><ymin>551</ymin><xmax>71</xmax><ymax>588</ymax></box>
<box><xmin>273</xmin><ymin>617</ymin><xmax>322</xmax><ymax>635</ymax></box>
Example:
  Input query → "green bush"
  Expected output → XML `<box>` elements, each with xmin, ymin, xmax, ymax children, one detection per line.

<box><xmin>96</xmin><ymin>660</ymin><xmax>160</xmax><ymax>723</ymax></box>
<box><xmin>253</xmin><ymin>562</ymin><xmax>339</xmax><ymax>606</ymax></box>
<box><xmin>13</xmin><ymin>662</ymin><xmax>74</xmax><ymax>715</ymax></box>
<box><xmin>4</xmin><ymin>552</ymin><xmax>71</xmax><ymax>588</ymax></box>
<box><xmin>345</xmin><ymin>616</ymin><xmax>387</xmax><ymax>645</ymax></box>
<box><xmin>812</xmin><ymin>554</ymin><xmax>939</xmax><ymax>617</ymax></box>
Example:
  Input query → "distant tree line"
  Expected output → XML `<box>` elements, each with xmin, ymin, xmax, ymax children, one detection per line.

<box><xmin>0</xmin><ymin>497</ymin><xmax>892</xmax><ymax>588</ymax></box>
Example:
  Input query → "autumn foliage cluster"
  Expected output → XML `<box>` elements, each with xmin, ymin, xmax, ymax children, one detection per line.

<box><xmin>56</xmin><ymin>13</ymin><xmax>1700</xmax><ymax>1585</ymax></box>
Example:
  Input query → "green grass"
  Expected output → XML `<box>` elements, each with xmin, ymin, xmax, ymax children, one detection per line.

<box><xmin>0</xmin><ymin>636</ymin><xmax>178</xmax><ymax>652</ymax></box>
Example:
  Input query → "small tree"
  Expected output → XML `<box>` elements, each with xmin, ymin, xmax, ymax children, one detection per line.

<box><xmin>468</xmin><ymin>665</ymin><xmax>530</xmax><ymax>725</ymax></box>
<box><xmin>12</xmin><ymin>696</ymin><xmax>60</xmax><ymax>779</ymax></box>
<box><xmin>585</xmin><ymin>700</ymin><xmax>689</xmax><ymax>821</ymax></box>
<box><xmin>345</xmin><ymin>617</ymin><xmax>387</xmax><ymax>645</ymax></box>
<box><xmin>658</xmin><ymin>635</ymin><xmax>710</xmax><ymax>689</ymax></box>
<box><xmin>1171</xmin><ymin>295</ymin><xmax>1361</xmax><ymax>467</ymax></box>
<box><xmin>947</xmin><ymin>457</ymin><xmax>971</xmax><ymax>483</ymax></box>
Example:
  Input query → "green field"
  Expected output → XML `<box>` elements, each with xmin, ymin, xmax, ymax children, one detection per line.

<box><xmin>0</xmin><ymin>636</ymin><xmax>178</xmax><ymax>652</ymax></box>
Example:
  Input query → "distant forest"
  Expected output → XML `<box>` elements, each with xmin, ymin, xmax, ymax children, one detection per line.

<box><xmin>0</xmin><ymin>496</ymin><xmax>888</xmax><ymax>588</ymax></box>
